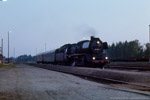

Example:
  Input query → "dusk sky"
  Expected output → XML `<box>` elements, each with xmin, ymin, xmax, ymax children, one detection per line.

<box><xmin>0</xmin><ymin>0</ymin><xmax>150</xmax><ymax>57</ymax></box>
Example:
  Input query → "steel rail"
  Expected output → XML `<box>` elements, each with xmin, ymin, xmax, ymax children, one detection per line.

<box><xmin>105</xmin><ymin>66</ymin><xmax>150</xmax><ymax>71</ymax></box>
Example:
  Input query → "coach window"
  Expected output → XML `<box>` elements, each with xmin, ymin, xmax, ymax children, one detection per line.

<box><xmin>82</xmin><ymin>42</ymin><xmax>90</xmax><ymax>49</ymax></box>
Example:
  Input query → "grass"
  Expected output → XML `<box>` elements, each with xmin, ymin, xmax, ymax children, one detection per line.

<box><xmin>0</xmin><ymin>64</ymin><xmax>16</xmax><ymax>68</ymax></box>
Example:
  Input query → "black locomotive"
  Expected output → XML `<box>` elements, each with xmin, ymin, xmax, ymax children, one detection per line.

<box><xmin>36</xmin><ymin>36</ymin><xmax>109</xmax><ymax>68</ymax></box>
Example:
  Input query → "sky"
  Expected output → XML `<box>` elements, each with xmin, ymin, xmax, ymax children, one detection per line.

<box><xmin>0</xmin><ymin>0</ymin><xmax>150</xmax><ymax>57</ymax></box>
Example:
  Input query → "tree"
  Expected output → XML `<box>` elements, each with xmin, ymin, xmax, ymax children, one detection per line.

<box><xmin>15</xmin><ymin>55</ymin><xmax>36</xmax><ymax>62</ymax></box>
<box><xmin>107</xmin><ymin>40</ymin><xmax>144</xmax><ymax>59</ymax></box>
<box><xmin>144</xmin><ymin>43</ymin><xmax>150</xmax><ymax>56</ymax></box>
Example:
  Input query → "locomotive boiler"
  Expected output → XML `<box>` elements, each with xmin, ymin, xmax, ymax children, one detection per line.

<box><xmin>36</xmin><ymin>36</ymin><xmax>109</xmax><ymax>68</ymax></box>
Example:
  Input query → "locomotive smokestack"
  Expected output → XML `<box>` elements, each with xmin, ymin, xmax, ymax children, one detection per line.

<box><xmin>91</xmin><ymin>36</ymin><xmax>95</xmax><ymax>40</ymax></box>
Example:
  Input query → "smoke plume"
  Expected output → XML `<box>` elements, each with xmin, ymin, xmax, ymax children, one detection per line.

<box><xmin>77</xmin><ymin>25</ymin><xmax>99</xmax><ymax>40</ymax></box>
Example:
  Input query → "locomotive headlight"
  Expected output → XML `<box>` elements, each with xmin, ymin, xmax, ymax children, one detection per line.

<box><xmin>92</xmin><ymin>57</ymin><xmax>96</xmax><ymax>60</ymax></box>
<box><xmin>97</xmin><ymin>41</ymin><xmax>100</xmax><ymax>44</ymax></box>
<box><xmin>105</xmin><ymin>56</ymin><xmax>108</xmax><ymax>60</ymax></box>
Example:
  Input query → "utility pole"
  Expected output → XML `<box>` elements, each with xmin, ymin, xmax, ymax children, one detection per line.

<box><xmin>149</xmin><ymin>25</ymin><xmax>150</xmax><ymax>63</ymax></box>
<box><xmin>8</xmin><ymin>31</ymin><xmax>11</xmax><ymax>63</ymax></box>
<box><xmin>45</xmin><ymin>43</ymin><xmax>46</xmax><ymax>52</ymax></box>
<box><xmin>8</xmin><ymin>31</ymin><xmax>9</xmax><ymax>63</ymax></box>
<box><xmin>1</xmin><ymin>39</ymin><xmax>3</xmax><ymax>64</ymax></box>
<box><xmin>149</xmin><ymin>25</ymin><xmax>150</xmax><ymax>43</ymax></box>
<box><xmin>14</xmin><ymin>48</ymin><xmax>15</xmax><ymax>63</ymax></box>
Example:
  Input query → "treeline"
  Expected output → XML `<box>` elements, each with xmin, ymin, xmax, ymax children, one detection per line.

<box><xmin>5</xmin><ymin>55</ymin><xmax>36</xmax><ymax>63</ymax></box>
<box><xmin>15</xmin><ymin>55</ymin><xmax>36</xmax><ymax>62</ymax></box>
<box><xmin>107</xmin><ymin>40</ymin><xmax>150</xmax><ymax>59</ymax></box>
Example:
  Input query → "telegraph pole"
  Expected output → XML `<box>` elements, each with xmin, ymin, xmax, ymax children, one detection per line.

<box><xmin>1</xmin><ymin>39</ymin><xmax>3</xmax><ymax>64</ymax></box>
<box><xmin>149</xmin><ymin>25</ymin><xmax>150</xmax><ymax>43</ymax></box>
<box><xmin>8</xmin><ymin>31</ymin><xmax>11</xmax><ymax>63</ymax></box>
<box><xmin>149</xmin><ymin>25</ymin><xmax>150</xmax><ymax>63</ymax></box>
<box><xmin>14</xmin><ymin>48</ymin><xmax>15</xmax><ymax>63</ymax></box>
<box><xmin>8</xmin><ymin>31</ymin><xmax>9</xmax><ymax>63</ymax></box>
<box><xmin>45</xmin><ymin>43</ymin><xmax>46</xmax><ymax>52</ymax></box>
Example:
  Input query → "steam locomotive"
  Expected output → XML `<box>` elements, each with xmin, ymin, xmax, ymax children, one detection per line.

<box><xmin>36</xmin><ymin>36</ymin><xmax>109</xmax><ymax>68</ymax></box>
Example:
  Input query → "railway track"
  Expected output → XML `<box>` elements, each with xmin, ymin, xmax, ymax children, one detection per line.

<box><xmin>105</xmin><ymin>64</ymin><xmax>150</xmax><ymax>71</ymax></box>
<box><xmin>107</xmin><ymin>63</ymin><xmax>150</xmax><ymax>67</ymax></box>
<box><xmin>27</xmin><ymin>63</ymin><xmax>150</xmax><ymax>92</ymax></box>
<box><xmin>105</xmin><ymin>66</ymin><xmax>150</xmax><ymax>71</ymax></box>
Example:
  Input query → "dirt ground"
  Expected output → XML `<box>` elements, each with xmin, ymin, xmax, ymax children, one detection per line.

<box><xmin>0</xmin><ymin>64</ymin><xmax>149</xmax><ymax>100</ymax></box>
